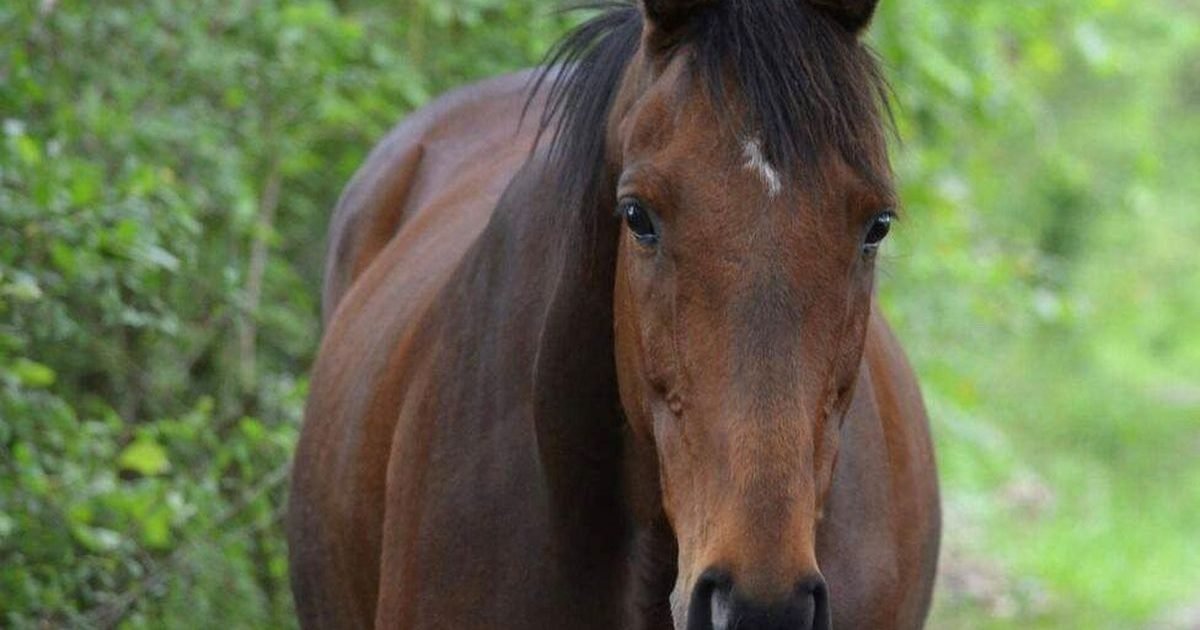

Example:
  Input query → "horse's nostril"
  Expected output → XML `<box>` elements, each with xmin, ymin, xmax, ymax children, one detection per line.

<box><xmin>687</xmin><ymin>569</ymin><xmax>732</xmax><ymax>630</ymax></box>
<box><xmin>797</xmin><ymin>575</ymin><xmax>831</xmax><ymax>630</ymax></box>
<box><xmin>710</xmin><ymin>583</ymin><xmax>732</xmax><ymax>630</ymax></box>
<box><xmin>688</xmin><ymin>570</ymin><xmax>831</xmax><ymax>630</ymax></box>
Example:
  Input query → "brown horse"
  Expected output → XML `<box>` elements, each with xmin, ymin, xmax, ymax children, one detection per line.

<box><xmin>288</xmin><ymin>1</ymin><xmax>940</xmax><ymax>628</ymax></box>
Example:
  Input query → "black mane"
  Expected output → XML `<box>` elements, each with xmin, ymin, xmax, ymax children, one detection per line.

<box><xmin>530</xmin><ymin>0</ymin><xmax>892</xmax><ymax>210</ymax></box>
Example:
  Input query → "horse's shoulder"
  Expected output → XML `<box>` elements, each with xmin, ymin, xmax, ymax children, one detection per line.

<box><xmin>865</xmin><ymin>310</ymin><xmax>920</xmax><ymax>405</ymax></box>
<box><xmin>861</xmin><ymin>307</ymin><xmax>941</xmax><ymax>625</ymax></box>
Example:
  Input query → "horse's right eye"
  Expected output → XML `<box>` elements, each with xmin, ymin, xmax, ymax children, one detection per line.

<box><xmin>862</xmin><ymin>210</ymin><xmax>895</xmax><ymax>255</ymax></box>
<box><xmin>621</xmin><ymin>199</ymin><xmax>659</xmax><ymax>246</ymax></box>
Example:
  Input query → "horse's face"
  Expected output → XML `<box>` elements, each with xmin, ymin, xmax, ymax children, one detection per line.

<box><xmin>609</xmin><ymin>2</ymin><xmax>891</xmax><ymax>628</ymax></box>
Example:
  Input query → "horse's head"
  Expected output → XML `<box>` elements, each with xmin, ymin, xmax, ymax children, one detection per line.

<box><xmin>586</xmin><ymin>1</ymin><xmax>894</xmax><ymax>628</ymax></box>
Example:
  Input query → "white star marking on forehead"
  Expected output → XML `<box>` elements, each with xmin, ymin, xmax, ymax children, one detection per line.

<box><xmin>741</xmin><ymin>138</ymin><xmax>783</xmax><ymax>198</ymax></box>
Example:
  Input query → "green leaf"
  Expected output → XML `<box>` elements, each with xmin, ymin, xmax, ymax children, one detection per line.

<box><xmin>0</xmin><ymin>511</ymin><xmax>15</xmax><ymax>540</ymax></box>
<box><xmin>2</xmin><ymin>272</ymin><xmax>43</xmax><ymax>302</ymax></box>
<box><xmin>118</xmin><ymin>437</ymin><xmax>171</xmax><ymax>476</ymax></box>
<box><xmin>139</xmin><ymin>244</ymin><xmax>180</xmax><ymax>272</ymax></box>
<box><xmin>49</xmin><ymin>241</ymin><xmax>79</xmax><ymax>277</ymax></box>
<box><xmin>10</xmin><ymin>358</ymin><xmax>56</xmax><ymax>388</ymax></box>
<box><xmin>71</xmin><ymin>525</ymin><xmax>123</xmax><ymax>553</ymax></box>
<box><xmin>14</xmin><ymin>135</ymin><xmax>41</xmax><ymax>166</ymax></box>
<box><xmin>239</xmin><ymin>417</ymin><xmax>265</xmax><ymax>441</ymax></box>
<box><xmin>140</xmin><ymin>505</ymin><xmax>173</xmax><ymax>550</ymax></box>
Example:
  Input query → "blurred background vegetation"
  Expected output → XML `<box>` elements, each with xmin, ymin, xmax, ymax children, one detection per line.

<box><xmin>1</xmin><ymin>0</ymin><xmax>1196</xmax><ymax>627</ymax></box>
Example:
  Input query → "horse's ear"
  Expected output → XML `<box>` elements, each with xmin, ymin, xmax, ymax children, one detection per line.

<box><xmin>641</xmin><ymin>0</ymin><xmax>715</xmax><ymax>42</ymax></box>
<box><xmin>808</xmin><ymin>0</ymin><xmax>880</xmax><ymax>35</ymax></box>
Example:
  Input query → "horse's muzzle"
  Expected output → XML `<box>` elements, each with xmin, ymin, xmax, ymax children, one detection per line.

<box><xmin>687</xmin><ymin>569</ymin><xmax>831</xmax><ymax>630</ymax></box>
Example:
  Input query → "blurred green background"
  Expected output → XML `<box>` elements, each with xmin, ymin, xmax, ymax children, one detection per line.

<box><xmin>1</xmin><ymin>0</ymin><xmax>1197</xmax><ymax>627</ymax></box>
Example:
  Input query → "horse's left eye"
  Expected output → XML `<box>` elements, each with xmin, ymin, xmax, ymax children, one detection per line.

<box><xmin>621</xmin><ymin>199</ymin><xmax>659</xmax><ymax>246</ymax></box>
<box><xmin>863</xmin><ymin>211</ymin><xmax>895</xmax><ymax>254</ymax></box>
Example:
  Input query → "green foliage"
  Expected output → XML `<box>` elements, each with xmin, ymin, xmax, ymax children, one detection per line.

<box><xmin>1</xmin><ymin>1</ymin><xmax>567</xmax><ymax>626</ymax></box>
<box><xmin>871</xmin><ymin>1</ymin><xmax>1200</xmax><ymax>626</ymax></box>
<box><xmin>1</xmin><ymin>0</ymin><xmax>1196</xmax><ymax>627</ymax></box>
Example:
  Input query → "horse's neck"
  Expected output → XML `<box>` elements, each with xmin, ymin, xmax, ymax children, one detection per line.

<box><xmin>446</xmin><ymin>155</ymin><xmax>644</xmax><ymax>614</ymax></box>
<box><xmin>515</xmin><ymin>176</ymin><xmax>679</xmax><ymax>628</ymax></box>
<box><xmin>529</xmin><ymin>187</ymin><xmax>627</xmax><ymax>531</ymax></box>
<box><xmin>454</xmin><ymin>155</ymin><xmax>629</xmax><ymax>535</ymax></box>
<box><xmin>442</xmin><ymin>156</ymin><xmax>679</xmax><ymax>625</ymax></box>
<box><xmin>530</xmin><ymin>218</ymin><xmax>626</xmax><ymax>533</ymax></box>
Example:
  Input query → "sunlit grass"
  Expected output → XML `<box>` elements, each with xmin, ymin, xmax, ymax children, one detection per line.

<box><xmin>918</xmin><ymin>336</ymin><xmax>1200</xmax><ymax>628</ymax></box>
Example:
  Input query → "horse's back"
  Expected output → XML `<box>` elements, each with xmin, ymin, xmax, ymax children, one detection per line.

<box><xmin>321</xmin><ymin>70</ymin><xmax>542</xmax><ymax>323</ymax></box>
<box><xmin>289</xmin><ymin>71</ymin><xmax>541</xmax><ymax>630</ymax></box>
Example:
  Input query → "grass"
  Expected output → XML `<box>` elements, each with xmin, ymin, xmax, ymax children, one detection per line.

<box><xmin>891</xmin><ymin>22</ymin><xmax>1200</xmax><ymax>620</ymax></box>
<box><xmin>918</xmin><ymin>332</ymin><xmax>1200</xmax><ymax>628</ymax></box>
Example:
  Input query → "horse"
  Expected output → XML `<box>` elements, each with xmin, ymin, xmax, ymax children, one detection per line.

<box><xmin>287</xmin><ymin>1</ymin><xmax>940</xmax><ymax>628</ymax></box>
